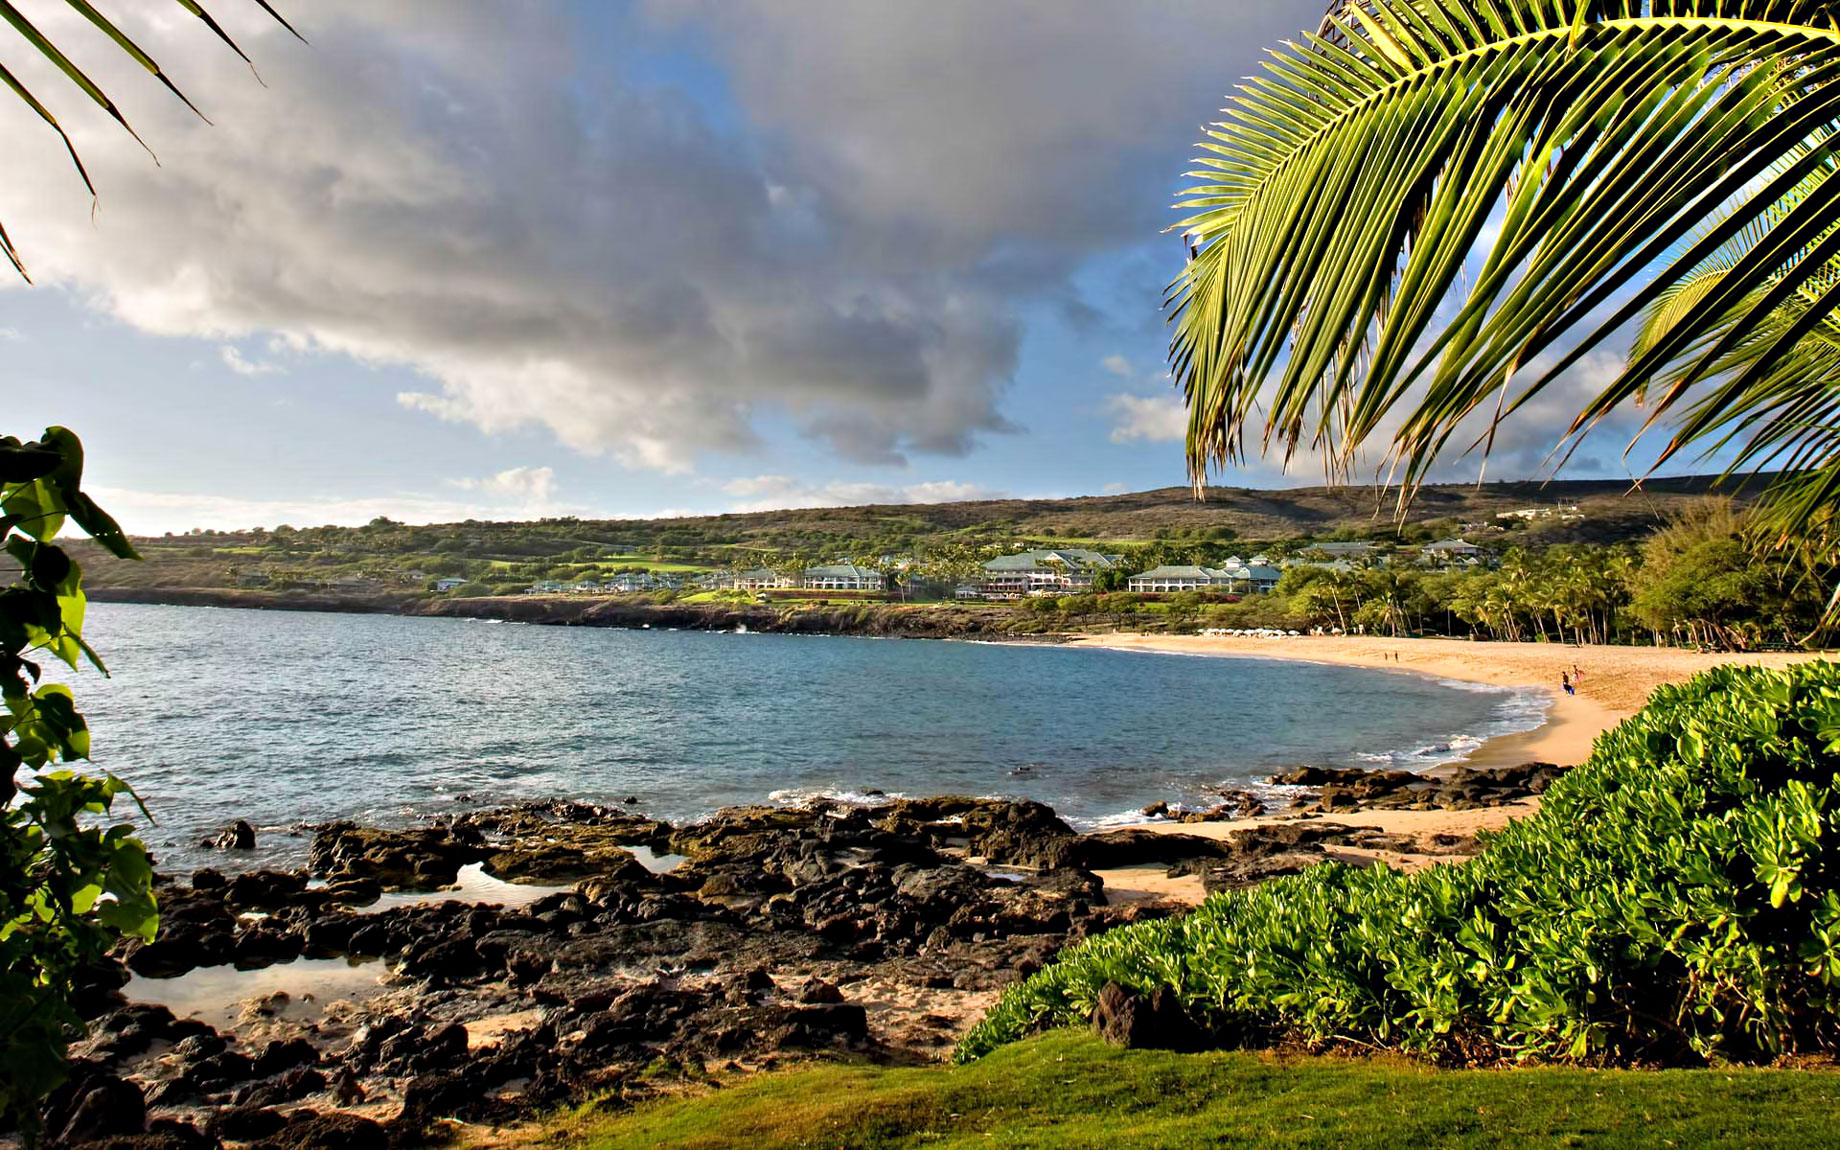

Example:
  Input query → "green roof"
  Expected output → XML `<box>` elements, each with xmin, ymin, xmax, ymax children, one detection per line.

<box><xmin>984</xmin><ymin>549</ymin><xmax>1120</xmax><ymax>572</ymax></box>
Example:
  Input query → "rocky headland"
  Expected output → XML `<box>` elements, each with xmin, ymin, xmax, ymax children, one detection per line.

<box><xmin>86</xmin><ymin>587</ymin><xmax>1054</xmax><ymax>641</ymax></box>
<box><xmin>43</xmin><ymin>762</ymin><xmax>1564</xmax><ymax>1149</ymax></box>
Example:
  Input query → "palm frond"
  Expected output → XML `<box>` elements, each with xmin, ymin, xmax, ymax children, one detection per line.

<box><xmin>0</xmin><ymin>1</ymin><xmax>298</xmax><ymax>278</ymax></box>
<box><xmin>1172</xmin><ymin>0</ymin><xmax>1840</xmax><ymax>551</ymax></box>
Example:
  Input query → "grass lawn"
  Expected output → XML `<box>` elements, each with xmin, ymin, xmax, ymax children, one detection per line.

<box><xmin>526</xmin><ymin>1032</ymin><xmax>1839</xmax><ymax>1150</ymax></box>
<box><xmin>592</xmin><ymin>559</ymin><xmax>716</xmax><ymax>573</ymax></box>
<box><xmin>1018</xmin><ymin>534</ymin><xmax>1154</xmax><ymax>547</ymax></box>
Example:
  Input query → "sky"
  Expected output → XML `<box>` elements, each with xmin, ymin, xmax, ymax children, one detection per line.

<box><xmin>0</xmin><ymin>1</ymin><xmax>1680</xmax><ymax>534</ymax></box>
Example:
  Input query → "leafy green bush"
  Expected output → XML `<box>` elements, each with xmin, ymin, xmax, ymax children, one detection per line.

<box><xmin>2</xmin><ymin>430</ymin><xmax>155</xmax><ymax>1137</ymax></box>
<box><xmin>960</xmin><ymin>663</ymin><xmax>1840</xmax><ymax>1065</ymax></box>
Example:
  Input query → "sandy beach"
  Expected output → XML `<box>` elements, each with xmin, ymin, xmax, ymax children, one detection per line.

<box><xmin>1078</xmin><ymin>633</ymin><xmax>1835</xmax><ymax>906</ymax></box>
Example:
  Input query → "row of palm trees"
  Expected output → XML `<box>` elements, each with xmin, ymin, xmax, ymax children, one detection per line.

<box><xmin>1232</xmin><ymin>512</ymin><xmax>1828</xmax><ymax>649</ymax></box>
<box><xmin>1278</xmin><ymin>548</ymin><xmax>1640</xmax><ymax>645</ymax></box>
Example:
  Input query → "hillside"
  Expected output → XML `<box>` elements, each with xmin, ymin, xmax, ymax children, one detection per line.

<box><xmin>75</xmin><ymin>476</ymin><xmax>1752</xmax><ymax>595</ymax></box>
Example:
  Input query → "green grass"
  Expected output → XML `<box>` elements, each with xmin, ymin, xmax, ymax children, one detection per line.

<box><xmin>537</xmin><ymin>1032</ymin><xmax>1839</xmax><ymax>1149</ymax></box>
<box><xmin>678</xmin><ymin>590</ymin><xmax>753</xmax><ymax>604</ymax></box>
<box><xmin>1018</xmin><ymin>534</ymin><xmax>1155</xmax><ymax>547</ymax></box>
<box><xmin>592</xmin><ymin>559</ymin><xmax>717</xmax><ymax>573</ymax></box>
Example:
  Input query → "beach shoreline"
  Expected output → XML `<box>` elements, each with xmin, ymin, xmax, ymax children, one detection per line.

<box><xmin>1068</xmin><ymin>633</ymin><xmax>1835</xmax><ymax>905</ymax></box>
<box><xmin>1069</xmin><ymin>632</ymin><xmax>1833</xmax><ymax>767</ymax></box>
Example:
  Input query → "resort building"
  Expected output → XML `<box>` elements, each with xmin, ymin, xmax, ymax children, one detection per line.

<box><xmin>733</xmin><ymin>568</ymin><xmax>793</xmax><ymax>591</ymax></box>
<box><xmin>605</xmin><ymin>572</ymin><xmax>659</xmax><ymax>593</ymax></box>
<box><xmin>979</xmin><ymin>548</ymin><xmax>1125</xmax><ymax>598</ymax></box>
<box><xmin>1128</xmin><ymin>565</ymin><xmax>1236</xmax><ymax>593</ymax></box>
<box><xmin>801</xmin><ymin>564</ymin><xmax>885</xmax><ymax>592</ymax></box>
<box><xmin>1233</xmin><ymin>562</ymin><xmax>1284</xmax><ymax>593</ymax></box>
<box><xmin>1497</xmin><ymin>505</ymin><xmax>1583</xmax><ymax>523</ymax></box>
<box><xmin>1417</xmin><ymin>539</ymin><xmax>1486</xmax><ymax>566</ymax></box>
<box><xmin>432</xmin><ymin>577</ymin><xmax>467</xmax><ymax>592</ymax></box>
<box><xmin>1127</xmin><ymin>561</ymin><xmax>1283</xmax><ymax>595</ymax></box>
<box><xmin>527</xmin><ymin>580</ymin><xmax>568</xmax><ymax>594</ymax></box>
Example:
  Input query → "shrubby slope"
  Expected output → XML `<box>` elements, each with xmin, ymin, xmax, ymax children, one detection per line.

<box><xmin>962</xmin><ymin>663</ymin><xmax>1840</xmax><ymax>1064</ymax></box>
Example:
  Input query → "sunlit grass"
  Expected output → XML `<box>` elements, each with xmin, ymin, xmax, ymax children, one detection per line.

<box><xmin>528</xmin><ymin>1031</ymin><xmax>1839</xmax><ymax>1150</ymax></box>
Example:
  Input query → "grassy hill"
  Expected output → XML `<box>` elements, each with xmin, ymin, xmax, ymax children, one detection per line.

<box><xmin>74</xmin><ymin>475</ymin><xmax>1754</xmax><ymax>595</ymax></box>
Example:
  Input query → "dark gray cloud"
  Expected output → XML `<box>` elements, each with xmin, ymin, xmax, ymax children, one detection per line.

<box><xmin>0</xmin><ymin>0</ymin><xmax>1324</xmax><ymax>471</ymax></box>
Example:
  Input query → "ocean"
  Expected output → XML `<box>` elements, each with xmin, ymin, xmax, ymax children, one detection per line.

<box><xmin>50</xmin><ymin>603</ymin><xmax>1546</xmax><ymax>873</ymax></box>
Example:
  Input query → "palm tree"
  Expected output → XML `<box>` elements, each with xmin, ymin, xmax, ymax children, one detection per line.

<box><xmin>1171</xmin><ymin>1</ymin><xmax>1840</xmax><ymax>585</ymax></box>
<box><xmin>1</xmin><ymin>0</ymin><xmax>302</xmax><ymax>279</ymax></box>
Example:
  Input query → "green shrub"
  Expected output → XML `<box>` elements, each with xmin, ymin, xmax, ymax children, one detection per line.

<box><xmin>959</xmin><ymin>662</ymin><xmax>1840</xmax><ymax>1065</ymax></box>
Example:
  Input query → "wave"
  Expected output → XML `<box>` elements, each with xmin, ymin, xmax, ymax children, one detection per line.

<box><xmin>767</xmin><ymin>786</ymin><xmax>913</xmax><ymax>808</ymax></box>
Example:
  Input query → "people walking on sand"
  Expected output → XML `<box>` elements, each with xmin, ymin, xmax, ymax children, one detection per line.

<box><xmin>1562</xmin><ymin>671</ymin><xmax>1576</xmax><ymax>696</ymax></box>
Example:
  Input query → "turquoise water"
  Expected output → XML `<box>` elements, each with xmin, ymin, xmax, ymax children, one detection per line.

<box><xmin>54</xmin><ymin>604</ymin><xmax>1544</xmax><ymax>873</ymax></box>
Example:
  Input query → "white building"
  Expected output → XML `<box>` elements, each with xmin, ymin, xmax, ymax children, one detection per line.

<box><xmin>1497</xmin><ymin>505</ymin><xmax>1583</xmax><ymax>523</ymax></box>
<box><xmin>1417</xmin><ymin>539</ymin><xmax>1486</xmax><ymax>566</ymax></box>
<box><xmin>733</xmin><ymin>567</ymin><xmax>793</xmax><ymax>591</ymax></box>
<box><xmin>605</xmin><ymin>572</ymin><xmax>661</xmax><ymax>593</ymax></box>
<box><xmin>980</xmin><ymin>549</ymin><xmax>1124</xmax><ymax>598</ymax></box>
<box><xmin>1128</xmin><ymin>561</ymin><xmax>1283</xmax><ymax>594</ymax></box>
<box><xmin>1128</xmin><ymin>565</ymin><xmax>1235</xmax><ymax>593</ymax></box>
<box><xmin>802</xmin><ymin>564</ymin><xmax>885</xmax><ymax>592</ymax></box>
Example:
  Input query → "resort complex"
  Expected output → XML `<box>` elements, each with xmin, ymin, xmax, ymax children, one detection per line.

<box><xmin>500</xmin><ymin>538</ymin><xmax>1491</xmax><ymax>599</ymax></box>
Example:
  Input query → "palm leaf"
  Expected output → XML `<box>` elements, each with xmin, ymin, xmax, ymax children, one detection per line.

<box><xmin>0</xmin><ymin>1</ymin><xmax>299</xmax><ymax>277</ymax></box>
<box><xmin>1171</xmin><ymin>0</ymin><xmax>1840</xmax><ymax>555</ymax></box>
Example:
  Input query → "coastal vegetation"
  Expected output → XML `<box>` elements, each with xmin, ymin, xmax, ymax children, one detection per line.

<box><xmin>960</xmin><ymin>662</ymin><xmax>1840</xmax><ymax>1066</ymax></box>
<box><xmin>532</xmin><ymin>1030</ymin><xmax>1839</xmax><ymax>1149</ymax></box>
<box><xmin>71</xmin><ymin>474</ymin><xmax>1837</xmax><ymax>650</ymax></box>
<box><xmin>0</xmin><ymin>0</ymin><xmax>296</xmax><ymax>1139</ymax></box>
<box><xmin>71</xmin><ymin>476</ymin><xmax>1744</xmax><ymax>600</ymax></box>
<box><xmin>0</xmin><ymin>430</ymin><xmax>152</xmax><ymax>1139</ymax></box>
<box><xmin>83</xmin><ymin>497</ymin><xmax>1835</xmax><ymax>650</ymax></box>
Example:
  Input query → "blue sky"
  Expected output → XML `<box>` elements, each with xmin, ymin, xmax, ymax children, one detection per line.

<box><xmin>0</xmin><ymin>1</ymin><xmax>1675</xmax><ymax>533</ymax></box>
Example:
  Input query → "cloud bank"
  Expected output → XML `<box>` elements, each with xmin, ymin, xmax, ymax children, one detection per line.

<box><xmin>0</xmin><ymin>1</ymin><xmax>1319</xmax><ymax>478</ymax></box>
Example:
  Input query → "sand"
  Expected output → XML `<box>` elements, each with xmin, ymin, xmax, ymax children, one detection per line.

<box><xmin>1074</xmin><ymin>633</ymin><xmax>1832</xmax><ymax>764</ymax></box>
<box><xmin>1073</xmin><ymin>634</ymin><xmax>1835</xmax><ymax>906</ymax></box>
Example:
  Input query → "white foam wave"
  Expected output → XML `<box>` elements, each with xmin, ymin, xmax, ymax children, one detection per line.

<box><xmin>767</xmin><ymin>786</ymin><xmax>910</xmax><ymax>808</ymax></box>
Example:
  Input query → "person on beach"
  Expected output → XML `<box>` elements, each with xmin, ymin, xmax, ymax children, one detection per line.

<box><xmin>1562</xmin><ymin>672</ymin><xmax>1575</xmax><ymax>696</ymax></box>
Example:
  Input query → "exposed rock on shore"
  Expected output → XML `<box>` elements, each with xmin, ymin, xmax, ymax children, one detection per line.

<box><xmin>79</xmin><ymin>796</ymin><xmax>1171</xmax><ymax>1146</ymax></box>
<box><xmin>86</xmin><ymin>586</ymin><xmax>1055</xmax><ymax>641</ymax></box>
<box><xmin>67</xmin><ymin>770</ymin><xmax>1550</xmax><ymax>1146</ymax></box>
<box><xmin>1271</xmin><ymin>762</ymin><xmax>1567</xmax><ymax>813</ymax></box>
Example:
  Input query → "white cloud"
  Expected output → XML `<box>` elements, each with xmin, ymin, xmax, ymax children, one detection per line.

<box><xmin>1105</xmin><ymin>393</ymin><xmax>1188</xmax><ymax>445</ymax></box>
<box><xmin>219</xmin><ymin>345</ymin><xmax>284</xmax><ymax>377</ymax></box>
<box><xmin>448</xmin><ymin>465</ymin><xmax>560</xmax><ymax>514</ymax></box>
<box><xmin>93</xmin><ymin>485</ymin><xmax>580</xmax><ymax>535</ymax></box>
<box><xmin>0</xmin><ymin>2</ymin><xmax>1331</xmax><ymax>479</ymax></box>
<box><xmin>0</xmin><ymin>327</ymin><xmax>21</xmax><ymax>342</ymax></box>
<box><xmin>1102</xmin><ymin>482</ymin><xmax>1128</xmax><ymax>495</ymax></box>
<box><xmin>1101</xmin><ymin>354</ymin><xmax>1133</xmax><ymax>378</ymax></box>
<box><xmin>721</xmin><ymin>474</ymin><xmax>1009</xmax><ymax>513</ymax></box>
